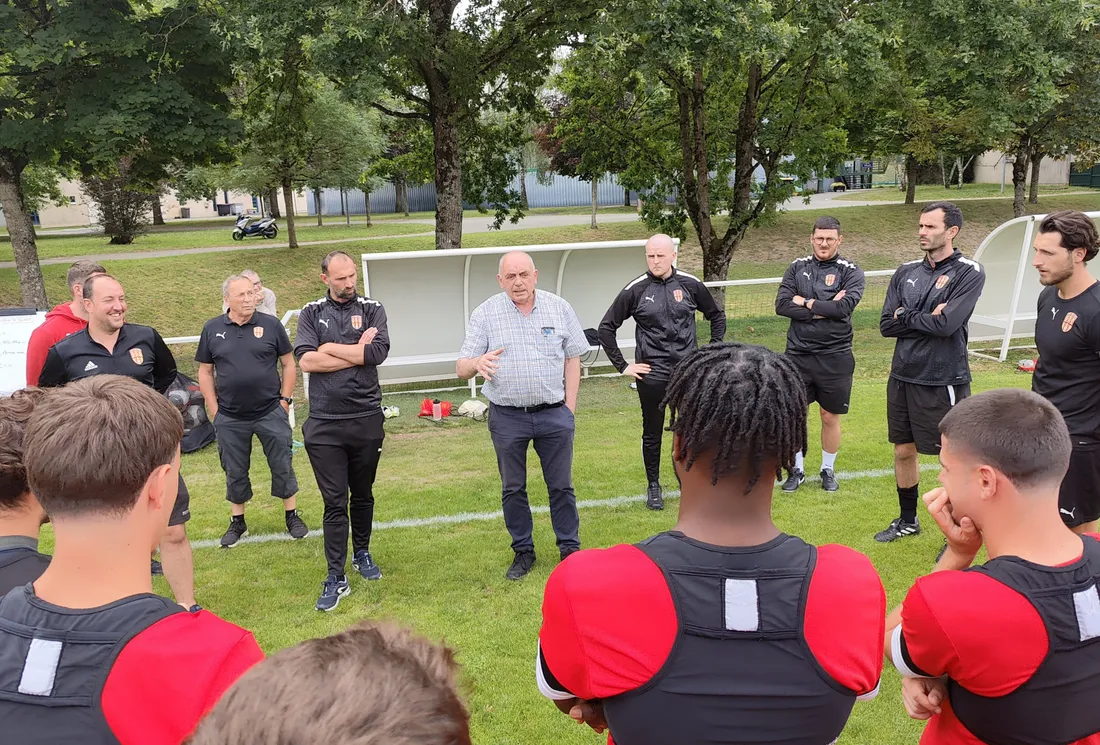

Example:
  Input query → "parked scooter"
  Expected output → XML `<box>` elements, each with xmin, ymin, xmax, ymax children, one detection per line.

<box><xmin>231</xmin><ymin>215</ymin><xmax>279</xmax><ymax>241</ymax></box>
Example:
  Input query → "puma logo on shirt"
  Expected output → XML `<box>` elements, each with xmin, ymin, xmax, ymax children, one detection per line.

<box><xmin>215</xmin><ymin>332</ymin><xmax>227</xmax><ymax>339</ymax></box>
<box><xmin>318</xmin><ymin>318</ymin><xmax>330</xmax><ymax>328</ymax></box>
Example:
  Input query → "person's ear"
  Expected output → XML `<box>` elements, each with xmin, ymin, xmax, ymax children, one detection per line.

<box><xmin>671</xmin><ymin>433</ymin><xmax>684</xmax><ymax>463</ymax></box>
<box><xmin>977</xmin><ymin>464</ymin><xmax>999</xmax><ymax>501</ymax></box>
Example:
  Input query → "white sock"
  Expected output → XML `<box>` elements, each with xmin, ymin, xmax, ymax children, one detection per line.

<box><xmin>794</xmin><ymin>451</ymin><xmax>805</xmax><ymax>472</ymax></box>
<box><xmin>822</xmin><ymin>450</ymin><xmax>837</xmax><ymax>471</ymax></box>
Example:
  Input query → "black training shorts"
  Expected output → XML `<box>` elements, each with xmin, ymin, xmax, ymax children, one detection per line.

<box><xmin>169</xmin><ymin>473</ymin><xmax>191</xmax><ymax>526</ymax></box>
<box><xmin>1058</xmin><ymin>443</ymin><xmax>1100</xmax><ymax>528</ymax></box>
<box><xmin>887</xmin><ymin>378</ymin><xmax>971</xmax><ymax>455</ymax></box>
<box><xmin>788</xmin><ymin>351</ymin><xmax>855</xmax><ymax>416</ymax></box>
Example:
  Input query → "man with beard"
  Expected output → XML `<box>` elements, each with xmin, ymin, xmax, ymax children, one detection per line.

<box><xmin>294</xmin><ymin>251</ymin><xmax>390</xmax><ymax>612</ymax></box>
<box><xmin>36</xmin><ymin>274</ymin><xmax>197</xmax><ymax>611</ymax></box>
<box><xmin>775</xmin><ymin>216</ymin><xmax>865</xmax><ymax>492</ymax></box>
<box><xmin>1031</xmin><ymin>210</ymin><xmax>1100</xmax><ymax>534</ymax></box>
<box><xmin>876</xmin><ymin>203</ymin><xmax>986</xmax><ymax>544</ymax></box>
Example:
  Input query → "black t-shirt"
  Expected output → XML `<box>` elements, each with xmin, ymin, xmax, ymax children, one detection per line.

<box><xmin>0</xmin><ymin>538</ymin><xmax>50</xmax><ymax>597</ymax></box>
<box><xmin>1034</xmin><ymin>282</ymin><xmax>1100</xmax><ymax>443</ymax></box>
<box><xmin>196</xmin><ymin>312</ymin><xmax>292</xmax><ymax>420</ymax></box>
<box><xmin>37</xmin><ymin>324</ymin><xmax>177</xmax><ymax>393</ymax></box>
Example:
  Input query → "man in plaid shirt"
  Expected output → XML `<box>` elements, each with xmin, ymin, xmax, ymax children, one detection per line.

<box><xmin>457</xmin><ymin>251</ymin><xmax>589</xmax><ymax>581</ymax></box>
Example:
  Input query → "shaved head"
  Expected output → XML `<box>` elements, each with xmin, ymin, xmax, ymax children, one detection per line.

<box><xmin>497</xmin><ymin>251</ymin><xmax>538</xmax><ymax>306</ymax></box>
<box><xmin>644</xmin><ymin>234</ymin><xmax>677</xmax><ymax>279</ymax></box>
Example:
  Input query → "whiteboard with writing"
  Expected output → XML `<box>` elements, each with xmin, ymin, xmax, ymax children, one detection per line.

<box><xmin>0</xmin><ymin>310</ymin><xmax>46</xmax><ymax>396</ymax></box>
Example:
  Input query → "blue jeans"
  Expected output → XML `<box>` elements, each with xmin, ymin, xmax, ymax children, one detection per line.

<box><xmin>487</xmin><ymin>403</ymin><xmax>580</xmax><ymax>554</ymax></box>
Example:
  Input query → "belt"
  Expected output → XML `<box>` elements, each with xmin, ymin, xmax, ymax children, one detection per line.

<box><xmin>494</xmin><ymin>401</ymin><xmax>564</xmax><ymax>413</ymax></box>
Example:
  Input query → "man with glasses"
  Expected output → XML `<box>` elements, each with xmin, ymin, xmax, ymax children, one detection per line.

<box><xmin>775</xmin><ymin>216</ymin><xmax>865</xmax><ymax>492</ymax></box>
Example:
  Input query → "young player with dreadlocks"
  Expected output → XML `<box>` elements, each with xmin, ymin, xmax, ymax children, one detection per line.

<box><xmin>536</xmin><ymin>343</ymin><xmax>885</xmax><ymax>745</ymax></box>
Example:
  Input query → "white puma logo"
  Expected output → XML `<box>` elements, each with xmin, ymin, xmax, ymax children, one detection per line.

<box><xmin>318</xmin><ymin>318</ymin><xmax>330</xmax><ymax>328</ymax></box>
<box><xmin>215</xmin><ymin>332</ymin><xmax>226</xmax><ymax>339</ymax></box>
<box><xmin>1061</xmin><ymin>507</ymin><xmax>1076</xmax><ymax>519</ymax></box>
<box><xmin>802</xmin><ymin>272</ymin><xmax>811</xmax><ymax>279</ymax></box>
<box><xmin>1052</xmin><ymin>307</ymin><xmax>1059</xmax><ymax>319</ymax></box>
<box><xmin>644</xmin><ymin>295</ymin><xmax>655</xmax><ymax>303</ymax></box>
<box><xmin>906</xmin><ymin>278</ymin><xmax>918</xmax><ymax>286</ymax></box>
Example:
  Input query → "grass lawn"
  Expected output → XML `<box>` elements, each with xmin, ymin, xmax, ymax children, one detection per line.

<box><xmin>834</xmin><ymin>183</ymin><xmax>1098</xmax><ymax>202</ymax></box>
<box><xmin>6</xmin><ymin>200</ymin><xmax>1060</xmax><ymax>743</ymax></box>
<box><xmin>0</xmin><ymin>221</ymin><xmax>434</xmax><ymax>262</ymax></box>
<box><xmin>28</xmin><ymin>302</ymin><xmax>1038</xmax><ymax>745</ymax></box>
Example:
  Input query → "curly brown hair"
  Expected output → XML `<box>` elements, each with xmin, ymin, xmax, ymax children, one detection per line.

<box><xmin>0</xmin><ymin>388</ymin><xmax>49</xmax><ymax>510</ymax></box>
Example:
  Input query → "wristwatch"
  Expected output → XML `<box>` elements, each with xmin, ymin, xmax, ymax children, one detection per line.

<box><xmin>281</xmin><ymin>396</ymin><xmax>294</xmax><ymax>405</ymax></box>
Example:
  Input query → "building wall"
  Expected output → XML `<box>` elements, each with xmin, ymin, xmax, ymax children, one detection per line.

<box><xmin>0</xmin><ymin>180</ymin><xmax>310</xmax><ymax>229</ymax></box>
<box><xmin>973</xmin><ymin>150</ymin><xmax>1072</xmax><ymax>186</ymax></box>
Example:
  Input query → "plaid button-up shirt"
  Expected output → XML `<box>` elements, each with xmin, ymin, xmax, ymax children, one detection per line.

<box><xmin>460</xmin><ymin>290</ymin><xmax>589</xmax><ymax>407</ymax></box>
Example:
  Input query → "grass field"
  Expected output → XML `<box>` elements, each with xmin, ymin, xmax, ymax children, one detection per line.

<box><xmin>834</xmin><ymin>183</ymin><xmax>1096</xmax><ymax>202</ymax></box>
<box><xmin>2</xmin><ymin>194</ymin><xmax>1091</xmax><ymax>744</ymax></box>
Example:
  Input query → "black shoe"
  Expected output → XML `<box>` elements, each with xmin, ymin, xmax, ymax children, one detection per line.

<box><xmin>315</xmin><ymin>574</ymin><xmax>350</xmax><ymax>612</ymax></box>
<box><xmin>820</xmin><ymin>468</ymin><xmax>839</xmax><ymax>492</ymax></box>
<box><xmin>352</xmin><ymin>549</ymin><xmax>382</xmax><ymax>580</ymax></box>
<box><xmin>187</xmin><ymin>604</ymin><xmax>203</xmax><ymax>613</ymax></box>
<box><xmin>151</xmin><ymin>558</ymin><xmax>163</xmax><ymax>576</ymax></box>
<box><xmin>646</xmin><ymin>481</ymin><xmax>664</xmax><ymax>511</ymax></box>
<box><xmin>285</xmin><ymin>510</ymin><xmax>308</xmax><ymax>540</ymax></box>
<box><xmin>220</xmin><ymin>516</ymin><xmax>247</xmax><ymax>548</ymax></box>
<box><xmin>874</xmin><ymin>517</ymin><xmax>921</xmax><ymax>543</ymax></box>
<box><xmin>781</xmin><ymin>469</ymin><xmax>805</xmax><ymax>492</ymax></box>
<box><xmin>505</xmin><ymin>551</ymin><xmax>536</xmax><ymax>581</ymax></box>
<box><xmin>560</xmin><ymin>547</ymin><xmax>580</xmax><ymax>562</ymax></box>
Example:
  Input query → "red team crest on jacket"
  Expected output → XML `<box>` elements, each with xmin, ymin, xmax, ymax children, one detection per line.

<box><xmin>673</xmin><ymin>289</ymin><xmax>684</xmax><ymax>303</ymax></box>
<box><xmin>351</xmin><ymin>315</ymin><xmax>363</xmax><ymax>330</ymax></box>
<box><xmin>825</xmin><ymin>274</ymin><xmax>836</xmax><ymax>287</ymax></box>
<box><xmin>253</xmin><ymin>326</ymin><xmax>264</xmax><ymax>339</ymax></box>
<box><xmin>129</xmin><ymin>348</ymin><xmax>143</xmax><ymax>365</ymax></box>
<box><xmin>936</xmin><ymin>275</ymin><xmax>950</xmax><ymax>289</ymax></box>
<box><xmin>1063</xmin><ymin>311</ymin><xmax>1078</xmax><ymax>333</ymax></box>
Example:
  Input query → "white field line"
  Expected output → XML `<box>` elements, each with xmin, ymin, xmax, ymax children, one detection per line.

<box><xmin>190</xmin><ymin>463</ymin><xmax>938</xmax><ymax>550</ymax></box>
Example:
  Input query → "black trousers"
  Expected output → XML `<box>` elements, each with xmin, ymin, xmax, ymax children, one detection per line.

<box><xmin>303</xmin><ymin>413</ymin><xmax>384</xmax><ymax>576</ymax></box>
<box><xmin>637</xmin><ymin>378</ymin><xmax>669</xmax><ymax>484</ymax></box>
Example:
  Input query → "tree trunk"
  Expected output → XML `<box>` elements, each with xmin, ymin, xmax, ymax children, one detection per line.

<box><xmin>267</xmin><ymin>187</ymin><xmax>281</xmax><ymax>219</ymax></box>
<box><xmin>394</xmin><ymin>176</ymin><xmax>408</xmax><ymax>216</ymax></box>
<box><xmin>1012</xmin><ymin>140</ymin><xmax>1030</xmax><ymax>218</ymax></box>
<box><xmin>282</xmin><ymin>179</ymin><xmax>298</xmax><ymax>248</ymax></box>
<box><xmin>0</xmin><ymin>159</ymin><xmax>48</xmax><ymax>308</ymax></box>
<box><xmin>590</xmin><ymin>177</ymin><xmax>598</xmax><ymax>229</ymax></box>
<box><xmin>340</xmin><ymin>188</ymin><xmax>346</xmax><ymax>217</ymax></box>
<box><xmin>956</xmin><ymin>157</ymin><xmax>964</xmax><ymax>189</ymax></box>
<box><xmin>430</xmin><ymin>93</ymin><xmax>462</xmax><ymax>250</ymax></box>
<box><xmin>519</xmin><ymin>168</ymin><xmax>529</xmax><ymax>210</ymax></box>
<box><xmin>1029</xmin><ymin>151</ymin><xmax>1044</xmax><ymax>204</ymax></box>
<box><xmin>905</xmin><ymin>156</ymin><xmax>918</xmax><ymax>204</ymax></box>
<box><xmin>939</xmin><ymin>152</ymin><xmax>948</xmax><ymax>189</ymax></box>
<box><xmin>343</xmin><ymin>189</ymin><xmax>350</xmax><ymax>226</ymax></box>
<box><xmin>624</xmin><ymin>186</ymin><xmax>631</xmax><ymax>207</ymax></box>
<box><xmin>315</xmin><ymin>187</ymin><xmax>323</xmax><ymax>227</ymax></box>
<box><xmin>365</xmin><ymin>189</ymin><xmax>372</xmax><ymax>227</ymax></box>
<box><xmin>152</xmin><ymin>199</ymin><xmax>165</xmax><ymax>226</ymax></box>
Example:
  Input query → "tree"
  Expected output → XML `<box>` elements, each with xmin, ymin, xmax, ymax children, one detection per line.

<box><xmin>0</xmin><ymin>1</ymin><xmax>236</xmax><ymax>305</ymax></box>
<box><xmin>81</xmin><ymin>157</ymin><xmax>159</xmax><ymax>245</ymax></box>
<box><xmin>568</xmin><ymin>0</ymin><xmax>867</xmax><ymax>290</ymax></box>
<box><xmin>539</xmin><ymin>49</ymin><xmax>640</xmax><ymax>229</ymax></box>
<box><xmin>223</xmin><ymin>0</ymin><xmax>337</xmax><ymax>247</ymax></box>
<box><xmin>322</xmin><ymin>0</ymin><xmax>595</xmax><ymax>249</ymax></box>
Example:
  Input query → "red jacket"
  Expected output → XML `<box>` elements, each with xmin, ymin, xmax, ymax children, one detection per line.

<box><xmin>25</xmin><ymin>303</ymin><xmax>87</xmax><ymax>386</ymax></box>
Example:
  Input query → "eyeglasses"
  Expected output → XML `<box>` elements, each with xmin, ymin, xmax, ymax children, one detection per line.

<box><xmin>812</xmin><ymin>237</ymin><xmax>839</xmax><ymax>245</ymax></box>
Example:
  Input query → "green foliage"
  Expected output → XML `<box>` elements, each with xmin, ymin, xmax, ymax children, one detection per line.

<box><xmin>19</xmin><ymin>164</ymin><xmax>68</xmax><ymax>214</ymax></box>
<box><xmin>81</xmin><ymin>157</ymin><xmax>159</xmax><ymax>245</ymax></box>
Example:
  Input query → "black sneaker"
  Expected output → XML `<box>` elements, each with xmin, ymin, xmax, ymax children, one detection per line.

<box><xmin>560</xmin><ymin>547</ymin><xmax>580</xmax><ymax>562</ymax></box>
<box><xmin>285</xmin><ymin>510</ymin><xmax>308</xmax><ymax>540</ymax></box>
<box><xmin>874</xmin><ymin>517</ymin><xmax>921</xmax><ymax>543</ymax></box>
<box><xmin>315</xmin><ymin>574</ymin><xmax>350</xmax><ymax>612</ymax></box>
<box><xmin>781</xmin><ymin>469</ymin><xmax>805</xmax><ymax>492</ymax></box>
<box><xmin>352</xmin><ymin>549</ymin><xmax>382</xmax><ymax>580</ymax></box>
<box><xmin>505</xmin><ymin>551</ymin><xmax>536</xmax><ymax>581</ymax></box>
<box><xmin>151</xmin><ymin>558</ymin><xmax>163</xmax><ymax>576</ymax></box>
<box><xmin>220</xmin><ymin>516</ymin><xmax>247</xmax><ymax>548</ymax></box>
<box><xmin>820</xmin><ymin>468</ymin><xmax>839</xmax><ymax>492</ymax></box>
<box><xmin>646</xmin><ymin>482</ymin><xmax>664</xmax><ymax>511</ymax></box>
